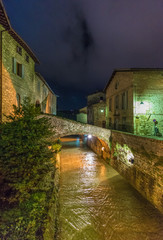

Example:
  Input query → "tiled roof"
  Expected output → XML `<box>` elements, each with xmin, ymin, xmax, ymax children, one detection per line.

<box><xmin>0</xmin><ymin>0</ymin><xmax>40</xmax><ymax>64</ymax></box>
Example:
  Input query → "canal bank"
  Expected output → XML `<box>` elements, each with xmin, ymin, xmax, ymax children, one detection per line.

<box><xmin>86</xmin><ymin>133</ymin><xmax>163</xmax><ymax>214</ymax></box>
<box><xmin>58</xmin><ymin>136</ymin><xmax>163</xmax><ymax>240</ymax></box>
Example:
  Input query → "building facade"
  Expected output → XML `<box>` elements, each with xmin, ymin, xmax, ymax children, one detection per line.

<box><xmin>105</xmin><ymin>69</ymin><xmax>163</xmax><ymax>136</ymax></box>
<box><xmin>77</xmin><ymin>106</ymin><xmax>87</xmax><ymax>124</ymax></box>
<box><xmin>87</xmin><ymin>91</ymin><xmax>106</xmax><ymax>128</ymax></box>
<box><xmin>0</xmin><ymin>0</ymin><xmax>57</xmax><ymax>121</ymax></box>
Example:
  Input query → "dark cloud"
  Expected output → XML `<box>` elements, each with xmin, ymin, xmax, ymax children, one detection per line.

<box><xmin>3</xmin><ymin>0</ymin><xmax>163</xmax><ymax>110</ymax></box>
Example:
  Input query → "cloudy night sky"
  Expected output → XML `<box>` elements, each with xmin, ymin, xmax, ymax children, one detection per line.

<box><xmin>3</xmin><ymin>0</ymin><xmax>163</xmax><ymax>110</ymax></box>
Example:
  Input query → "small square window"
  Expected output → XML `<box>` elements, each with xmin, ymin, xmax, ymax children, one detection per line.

<box><xmin>16</xmin><ymin>46</ymin><xmax>22</xmax><ymax>55</ymax></box>
<box><xmin>25</xmin><ymin>54</ymin><xmax>29</xmax><ymax>63</ymax></box>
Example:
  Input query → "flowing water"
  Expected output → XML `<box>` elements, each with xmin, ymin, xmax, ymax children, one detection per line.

<box><xmin>58</xmin><ymin>136</ymin><xmax>163</xmax><ymax>240</ymax></box>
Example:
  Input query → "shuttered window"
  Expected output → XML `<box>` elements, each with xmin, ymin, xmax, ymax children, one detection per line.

<box><xmin>12</xmin><ymin>57</ymin><xmax>24</xmax><ymax>78</ymax></box>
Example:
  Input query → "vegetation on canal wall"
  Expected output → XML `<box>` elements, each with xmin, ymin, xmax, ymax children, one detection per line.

<box><xmin>0</xmin><ymin>98</ymin><xmax>61</xmax><ymax>239</ymax></box>
<box><xmin>87</xmin><ymin>133</ymin><xmax>163</xmax><ymax>214</ymax></box>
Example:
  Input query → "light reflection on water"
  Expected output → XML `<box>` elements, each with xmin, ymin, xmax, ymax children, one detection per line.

<box><xmin>58</xmin><ymin>137</ymin><xmax>163</xmax><ymax>240</ymax></box>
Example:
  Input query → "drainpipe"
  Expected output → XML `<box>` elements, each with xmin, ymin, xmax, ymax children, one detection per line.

<box><xmin>0</xmin><ymin>29</ymin><xmax>8</xmax><ymax>122</ymax></box>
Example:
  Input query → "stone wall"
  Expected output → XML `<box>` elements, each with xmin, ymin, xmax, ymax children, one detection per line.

<box><xmin>1</xmin><ymin>25</ymin><xmax>35</xmax><ymax>120</ymax></box>
<box><xmin>133</xmin><ymin>70</ymin><xmax>163</xmax><ymax>136</ymax></box>
<box><xmin>105</xmin><ymin>71</ymin><xmax>134</xmax><ymax>132</ymax></box>
<box><xmin>43</xmin><ymin>115</ymin><xmax>111</xmax><ymax>145</ymax></box>
<box><xmin>0</xmin><ymin>25</ymin><xmax>57</xmax><ymax>121</ymax></box>
<box><xmin>105</xmin><ymin>69</ymin><xmax>163</xmax><ymax>136</ymax></box>
<box><xmin>87</xmin><ymin>130</ymin><xmax>163</xmax><ymax>213</ymax></box>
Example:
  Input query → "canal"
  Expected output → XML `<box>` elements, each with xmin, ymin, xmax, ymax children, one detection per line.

<box><xmin>58</xmin><ymin>136</ymin><xmax>163</xmax><ymax>240</ymax></box>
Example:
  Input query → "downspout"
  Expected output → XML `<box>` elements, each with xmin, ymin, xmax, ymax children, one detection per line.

<box><xmin>0</xmin><ymin>29</ymin><xmax>8</xmax><ymax>122</ymax></box>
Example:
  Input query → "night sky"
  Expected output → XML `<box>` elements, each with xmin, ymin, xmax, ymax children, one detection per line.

<box><xmin>3</xmin><ymin>0</ymin><xmax>163</xmax><ymax>110</ymax></box>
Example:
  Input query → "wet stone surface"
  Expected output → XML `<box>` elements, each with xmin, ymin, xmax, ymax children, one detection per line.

<box><xmin>58</xmin><ymin>137</ymin><xmax>163</xmax><ymax>240</ymax></box>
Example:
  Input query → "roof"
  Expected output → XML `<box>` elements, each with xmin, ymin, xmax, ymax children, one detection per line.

<box><xmin>104</xmin><ymin>68</ymin><xmax>163</xmax><ymax>92</ymax></box>
<box><xmin>35</xmin><ymin>72</ymin><xmax>58</xmax><ymax>97</ymax></box>
<box><xmin>0</xmin><ymin>0</ymin><xmax>40</xmax><ymax>64</ymax></box>
<box><xmin>87</xmin><ymin>90</ymin><xmax>104</xmax><ymax>97</ymax></box>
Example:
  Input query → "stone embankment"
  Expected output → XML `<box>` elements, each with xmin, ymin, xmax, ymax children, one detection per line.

<box><xmin>87</xmin><ymin>130</ymin><xmax>163</xmax><ymax>214</ymax></box>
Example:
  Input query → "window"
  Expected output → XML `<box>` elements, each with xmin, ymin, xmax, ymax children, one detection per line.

<box><xmin>109</xmin><ymin>118</ymin><xmax>112</xmax><ymax>128</ymax></box>
<box><xmin>115</xmin><ymin>82</ymin><xmax>118</xmax><ymax>89</ymax></box>
<box><xmin>17</xmin><ymin>62</ymin><xmax>22</xmax><ymax>77</ymax></box>
<box><xmin>122</xmin><ymin>117</ymin><xmax>126</xmax><ymax>130</ymax></box>
<box><xmin>37</xmin><ymin>81</ymin><xmax>41</xmax><ymax>92</ymax></box>
<box><xmin>122</xmin><ymin>92</ymin><xmax>125</xmax><ymax>109</ymax></box>
<box><xmin>36</xmin><ymin>100</ymin><xmax>40</xmax><ymax>108</ymax></box>
<box><xmin>109</xmin><ymin>98</ymin><xmax>112</xmax><ymax>112</ymax></box>
<box><xmin>126</xmin><ymin>91</ymin><xmax>128</xmax><ymax>109</ymax></box>
<box><xmin>25</xmin><ymin>54</ymin><xmax>29</xmax><ymax>63</ymax></box>
<box><xmin>115</xmin><ymin>95</ymin><xmax>119</xmax><ymax>109</ymax></box>
<box><xmin>121</xmin><ymin>91</ymin><xmax>128</xmax><ymax>110</ymax></box>
<box><xmin>16</xmin><ymin>46</ymin><xmax>22</xmax><ymax>55</ymax></box>
<box><xmin>13</xmin><ymin>58</ymin><xmax>24</xmax><ymax>78</ymax></box>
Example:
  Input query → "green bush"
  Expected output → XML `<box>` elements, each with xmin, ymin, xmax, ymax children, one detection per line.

<box><xmin>0</xmin><ymin>97</ymin><xmax>59</xmax><ymax>239</ymax></box>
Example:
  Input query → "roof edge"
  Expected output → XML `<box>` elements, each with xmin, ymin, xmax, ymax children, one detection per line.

<box><xmin>104</xmin><ymin>68</ymin><xmax>163</xmax><ymax>92</ymax></box>
<box><xmin>0</xmin><ymin>0</ymin><xmax>40</xmax><ymax>64</ymax></box>
<box><xmin>35</xmin><ymin>72</ymin><xmax>58</xmax><ymax>97</ymax></box>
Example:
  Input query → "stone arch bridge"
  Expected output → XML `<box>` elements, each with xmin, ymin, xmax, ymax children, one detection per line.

<box><xmin>42</xmin><ymin>115</ymin><xmax>162</xmax><ymax>214</ymax></box>
<box><xmin>43</xmin><ymin>115</ymin><xmax>111</xmax><ymax>144</ymax></box>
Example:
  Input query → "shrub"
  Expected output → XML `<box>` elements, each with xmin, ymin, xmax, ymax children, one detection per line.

<box><xmin>0</xmin><ymin>97</ymin><xmax>55</xmax><ymax>203</ymax></box>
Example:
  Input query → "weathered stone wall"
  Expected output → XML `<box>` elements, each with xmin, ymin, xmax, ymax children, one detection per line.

<box><xmin>87</xmin><ymin>130</ymin><xmax>163</xmax><ymax>213</ymax></box>
<box><xmin>105</xmin><ymin>70</ymin><xmax>163</xmax><ymax>136</ymax></box>
<box><xmin>0</xmin><ymin>24</ymin><xmax>57</xmax><ymax>121</ymax></box>
<box><xmin>43</xmin><ymin>115</ymin><xmax>111</xmax><ymax>144</ymax></box>
<box><xmin>77</xmin><ymin>112</ymin><xmax>87</xmax><ymax>124</ymax></box>
<box><xmin>1</xmin><ymin>25</ymin><xmax>36</xmax><ymax>120</ymax></box>
<box><xmin>87</xmin><ymin>91</ymin><xmax>105</xmax><ymax>106</ymax></box>
<box><xmin>133</xmin><ymin>70</ymin><xmax>163</xmax><ymax>136</ymax></box>
<box><xmin>105</xmin><ymin>71</ymin><xmax>134</xmax><ymax>132</ymax></box>
<box><xmin>35</xmin><ymin>73</ymin><xmax>57</xmax><ymax>115</ymax></box>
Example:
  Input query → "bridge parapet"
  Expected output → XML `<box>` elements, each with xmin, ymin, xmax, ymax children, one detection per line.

<box><xmin>42</xmin><ymin>115</ymin><xmax>111</xmax><ymax>143</ymax></box>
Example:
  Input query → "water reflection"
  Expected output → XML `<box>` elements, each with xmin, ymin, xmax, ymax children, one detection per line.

<box><xmin>58</xmin><ymin>137</ymin><xmax>163</xmax><ymax>240</ymax></box>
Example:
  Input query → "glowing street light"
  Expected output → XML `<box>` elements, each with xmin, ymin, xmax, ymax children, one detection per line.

<box><xmin>88</xmin><ymin>134</ymin><xmax>92</xmax><ymax>139</ymax></box>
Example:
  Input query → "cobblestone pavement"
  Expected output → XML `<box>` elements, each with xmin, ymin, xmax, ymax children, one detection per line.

<box><xmin>58</xmin><ymin>137</ymin><xmax>163</xmax><ymax>240</ymax></box>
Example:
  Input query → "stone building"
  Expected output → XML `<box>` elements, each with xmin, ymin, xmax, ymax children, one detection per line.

<box><xmin>105</xmin><ymin>69</ymin><xmax>163</xmax><ymax>136</ymax></box>
<box><xmin>0</xmin><ymin>0</ymin><xmax>57</xmax><ymax>121</ymax></box>
<box><xmin>87</xmin><ymin>91</ymin><xmax>106</xmax><ymax>128</ymax></box>
<box><xmin>77</xmin><ymin>106</ymin><xmax>87</xmax><ymax>124</ymax></box>
<box><xmin>35</xmin><ymin>73</ymin><xmax>57</xmax><ymax>115</ymax></box>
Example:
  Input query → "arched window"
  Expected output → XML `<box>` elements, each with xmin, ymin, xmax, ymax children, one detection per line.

<box><xmin>36</xmin><ymin>100</ymin><xmax>40</xmax><ymax>108</ymax></box>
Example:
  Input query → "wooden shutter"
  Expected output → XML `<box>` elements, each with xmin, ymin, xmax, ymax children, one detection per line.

<box><xmin>12</xmin><ymin>57</ymin><xmax>17</xmax><ymax>74</ymax></box>
<box><xmin>22</xmin><ymin>64</ymin><xmax>24</xmax><ymax>78</ymax></box>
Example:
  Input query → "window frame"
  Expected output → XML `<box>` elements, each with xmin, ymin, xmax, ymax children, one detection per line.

<box><xmin>16</xmin><ymin>46</ymin><xmax>22</xmax><ymax>55</ymax></box>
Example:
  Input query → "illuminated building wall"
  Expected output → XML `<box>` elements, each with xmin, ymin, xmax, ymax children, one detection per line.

<box><xmin>105</xmin><ymin>69</ymin><xmax>163</xmax><ymax>136</ymax></box>
<box><xmin>87</xmin><ymin>91</ymin><xmax>106</xmax><ymax>127</ymax></box>
<box><xmin>0</xmin><ymin>1</ymin><xmax>57</xmax><ymax>121</ymax></box>
<box><xmin>35</xmin><ymin>73</ymin><xmax>57</xmax><ymax>115</ymax></box>
<box><xmin>77</xmin><ymin>107</ymin><xmax>87</xmax><ymax>124</ymax></box>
